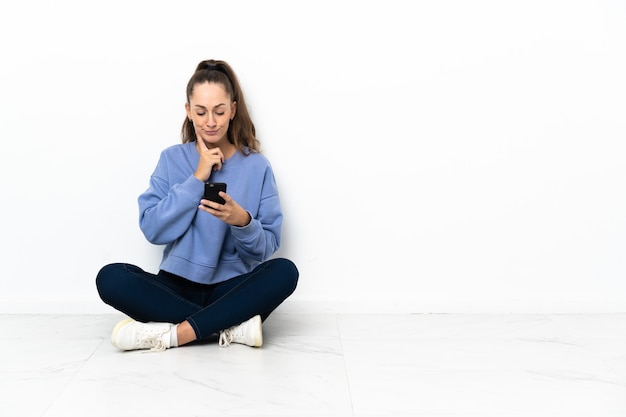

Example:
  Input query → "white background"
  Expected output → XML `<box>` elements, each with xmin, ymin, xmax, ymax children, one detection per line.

<box><xmin>0</xmin><ymin>0</ymin><xmax>624</xmax><ymax>314</ymax></box>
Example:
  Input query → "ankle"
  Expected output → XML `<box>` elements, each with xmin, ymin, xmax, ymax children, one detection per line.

<box><xmin>176</xmin><ymin>321</ymin><xmax>197</xmax><ymax>346</ymax></box>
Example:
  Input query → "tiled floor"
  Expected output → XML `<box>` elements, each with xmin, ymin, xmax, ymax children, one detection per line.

<box><xmin>1</xmin><ymin>313</ymin><xmax>625</xmax><ymax>416</ymax></box>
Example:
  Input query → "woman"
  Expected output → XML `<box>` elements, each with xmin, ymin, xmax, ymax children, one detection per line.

<box><xmin>96</xmin><ymin>59</ymin><xmax>298</xmax><ymax>352</ymax></box>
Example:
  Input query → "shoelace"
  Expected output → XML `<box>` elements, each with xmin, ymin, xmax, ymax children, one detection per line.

<box><xmin>135</xmin><ymin>328</ymin><xmax>169</xmax><ymax>353</ymax></box>
<box><xmin>143</xmin><ymin>335</ymin><xmax>167</xmax><ymax>352</ymax></box>
<box><xmin>219</xmin><ymin>329</ymin><xmax>233</xmax><ymax>347</ymax></box>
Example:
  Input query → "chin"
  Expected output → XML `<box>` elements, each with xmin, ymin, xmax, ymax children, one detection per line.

<box><xmin>200</xmin><ymin>137</ymin><xmax>219</xmax><ymax>145</ymax></box>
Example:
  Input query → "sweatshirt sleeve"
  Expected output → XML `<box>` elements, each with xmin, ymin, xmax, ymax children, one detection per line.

<box><xmin>138</xmin><ymin>153</ymin><xmax>205</xmax><ymax>245</ymax></box>
<box><xmin>229</xmin><ymin>166</ymin><xmax>282</xmax><ymax>263</ymax></box>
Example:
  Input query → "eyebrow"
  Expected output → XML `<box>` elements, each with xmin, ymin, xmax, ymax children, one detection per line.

<box><xmin>194</xmin><ymin>103</ymin><xmax>226</xmax><ymax>110</ymax></box>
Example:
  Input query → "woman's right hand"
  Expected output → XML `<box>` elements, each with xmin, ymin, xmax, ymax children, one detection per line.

<box><xmin>194</xmin><ymin>139</ymin><xmax>224</xmax><ymax>182</ymax></box>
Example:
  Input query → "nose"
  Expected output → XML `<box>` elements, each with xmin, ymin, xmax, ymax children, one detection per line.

<box><xmin>205</xmin><ymin>113</ymin><xmax>217</xmax><ymax>127</ymax></box>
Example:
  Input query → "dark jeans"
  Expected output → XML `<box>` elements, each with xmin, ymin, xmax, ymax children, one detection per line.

<box><xmin>96</xmin><ymin>258</ymin><xmax>298</xmax><ymax>340</ymax></box>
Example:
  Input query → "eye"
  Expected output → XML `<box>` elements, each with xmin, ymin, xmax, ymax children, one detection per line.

<box><xmin>196</xmin><ymin>112</ymin><xmax>206</xmax><ymax>116</ymax></box>
<box><xmin>216</xmin><ymin>112</ymin><xmax>225</xmax><ymax>116</ymax></box>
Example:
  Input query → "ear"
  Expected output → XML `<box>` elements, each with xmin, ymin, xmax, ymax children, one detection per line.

<box><xmin>230</xmin><ymin>101</ymin><xmax>237</xmax><ymax>120</ymax></box>
<box><xmin>185</xmin><ymin>102</ymin><xmax>192</xmax><ymax>120</ymax></box>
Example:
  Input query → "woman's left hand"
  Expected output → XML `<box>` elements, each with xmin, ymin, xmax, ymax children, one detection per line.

<box><xmin>199</xmin><ymin>192</ymin><xmax>251</xmax><ymax>227</ymax></box>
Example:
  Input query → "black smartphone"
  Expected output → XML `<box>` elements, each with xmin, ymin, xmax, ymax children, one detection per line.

<box><xmin>203</xmin><ymin>182</ymin><xmax>227</xmax><ymax>204</ymax></box>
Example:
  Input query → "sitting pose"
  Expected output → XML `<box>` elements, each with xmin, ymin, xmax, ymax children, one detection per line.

<box><xmin>96</xmin><ymin>59</ymin><xmax>299</xmax><ymax>352</ymax></box>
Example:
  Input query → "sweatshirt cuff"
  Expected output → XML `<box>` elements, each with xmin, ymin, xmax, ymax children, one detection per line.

<box><xmin>182</xmin><ymin>175</ymin><xmax>205</xmax><ymax>200</ymax></box>
<box><xmin>231</xmin><ymin>212</ymin><xmax>260</xmax><ymax>235</ymax></box>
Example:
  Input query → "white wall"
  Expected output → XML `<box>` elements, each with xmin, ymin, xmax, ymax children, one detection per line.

<box><xmin>0</xmin><ymin>0</ymin><xmax>624</xmax><ymax>314</ymax></box>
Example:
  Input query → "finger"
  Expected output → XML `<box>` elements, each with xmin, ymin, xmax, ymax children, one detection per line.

<box><xmin>211</xmin><ymin>153</ymin><xmax>223</xmax><ymax>171</ymax></box>
<box><xmin>219</xmin><ymin>191</ymin><xmax>230</xmax><ymax>202</ymax></box>
<box><xmin>197</xmin><ymin>138</ymin><xmax>209</xmax><ymax>152</ymax></box>
<box><xmin>199</xmin><ymin>199</ymin><xmax>211</xmax><ymax>209</ymax></box>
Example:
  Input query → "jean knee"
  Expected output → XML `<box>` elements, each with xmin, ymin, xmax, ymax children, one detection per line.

<box><xmin>95</xmin><ymin>263</ymin><xmax>126</xmax><ymax>303</ymax></box>
<box><xmin>272</xmin><ymin>258</ymin><xmax>299</xmax><ymax>294</ymax></box>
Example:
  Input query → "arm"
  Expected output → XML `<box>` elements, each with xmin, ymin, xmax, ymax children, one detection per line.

<box><xmin>230</xmin><ymin>189</ymin><xmax>282</xmax><ymax>263</ymax></box>
<box><xmin>199</xmin><ymin>165</ymin><xmax>283</xmax><ymax>263</ymax></box>
<box><xmin>138</xmin><ymin>173</ymin><xmax>204</xmax><ymax>245</ymax></box>
<box><xmin>139</xmin><ymin>142</ymin><xmax>226</xmax><ymax>245</ymax></box>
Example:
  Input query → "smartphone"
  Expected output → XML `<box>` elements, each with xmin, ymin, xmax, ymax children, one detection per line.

<box><xmin>204</xmin><ymin>182</ymin><xmax>227</xmax><ymax>204</ymax></box>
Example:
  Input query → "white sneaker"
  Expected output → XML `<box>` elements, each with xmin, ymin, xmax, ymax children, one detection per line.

<box><xmin>219</xmin><ymin>315</ymin><xmax>263</xmax><ymax>348</ymax></box>
<box><xmin>111</xmin><ymin>318</ymin><xmax>174</xmax><ymax>352</ymax></box>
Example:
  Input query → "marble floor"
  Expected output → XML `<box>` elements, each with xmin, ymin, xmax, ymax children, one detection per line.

<box><xmin>1</xmin><ymin>313</ymin><xmax>625</xmax><ymax>417</ymax></box>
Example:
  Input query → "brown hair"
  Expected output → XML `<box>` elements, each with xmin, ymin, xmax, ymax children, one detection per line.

<box><xmin>181</xmin><ymin>59</ymin><xmax>260</xmax><ymax>154</ymax></box>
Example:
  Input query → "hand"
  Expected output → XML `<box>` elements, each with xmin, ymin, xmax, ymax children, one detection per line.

<box><xmin>199</xmin><ymin>192</ymin><xmax>252</xmax><ymax>227</ymax></box>
<box><xmin>194</xmin><ymin>139</ymin><xmax>225</xmax><ymax>182</ymax></box>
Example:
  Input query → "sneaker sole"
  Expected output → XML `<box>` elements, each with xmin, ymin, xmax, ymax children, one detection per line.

<box><xmin>111</xmin><ymin>318</ymin><xmax>135</xmax><ymax>349</ymax></box>
<box><xmin>251</xmin><ymin>315</ymin><xmax>263</xmax><ymax>347</ymax></box>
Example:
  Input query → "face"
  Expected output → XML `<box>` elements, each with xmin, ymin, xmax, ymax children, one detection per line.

<box><xmin>186</xmin><ymin>82</ymin><xmax>237</xmax><ymax>147</ymax></box>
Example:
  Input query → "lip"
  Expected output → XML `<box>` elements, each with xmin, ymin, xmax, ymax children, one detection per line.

<box><xmin>203</xmin><ymin>130</ymin><xmax>219</xmax><ymax>135</ymax></box>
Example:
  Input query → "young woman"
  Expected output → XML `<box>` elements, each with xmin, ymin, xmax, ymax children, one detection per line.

<box><xmin>96</xmin><ymin>59</ymin><xmax>299</xmax><ymax>352</ymax></box>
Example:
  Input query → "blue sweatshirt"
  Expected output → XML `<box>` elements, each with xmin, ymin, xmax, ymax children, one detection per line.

<box><xmin>138</xmin><ymin>142</ymin><xmax>282</xmax><ymax>285</ymax></box>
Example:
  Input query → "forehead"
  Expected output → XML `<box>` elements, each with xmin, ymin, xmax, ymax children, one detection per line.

<box><xmin>190</xmin><ymin>82</ymin><xmax>231</xmax><ymax>105</ymax></box>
